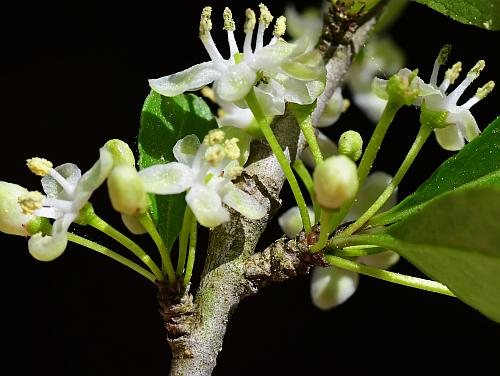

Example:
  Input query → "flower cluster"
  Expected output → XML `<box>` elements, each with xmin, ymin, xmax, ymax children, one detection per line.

<box><xmin>149</xmin><ymin>4</ymin><xmax>326</xmax><ymax>124</ymax></box>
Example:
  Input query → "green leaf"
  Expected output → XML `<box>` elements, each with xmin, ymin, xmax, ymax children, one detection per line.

<box><xmin>138</xmin><ymin>91</ymin><xmax>217</xmax><ymax>250</ymax></box>
<box><xmin>363</xmin><ymin>186</ymin><xmax>500</xmax><ymax>323</ymax></box>
<box><xmin>372</xmin><ymin>116</ymin><xmax>500</xmax><ymax>225</ymax></box>
<box><xmin>413</xmin><ymin>0</ymin><xmax>500</xmax><ymax>30</ymax></box>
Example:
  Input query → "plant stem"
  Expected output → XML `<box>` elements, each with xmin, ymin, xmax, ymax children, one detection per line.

<box><xmin>309</xmin><ymin>209</ymin><xmax>332</xmax><ymax>252</ymax></box>
<box><xmin>333</xmin><ymin>245</ymin><xmax>386</xmax><ymax>257</ymax></box>
<box><xmin>177</xmin><ymin>206</ymin><xmax>193</xmax><ymax>276</ymax></box>
<box><xmin>183</xmin><ymin>217</ymin><xmax>198</xmax><ymax>287</ymax></box>
<box><xmin>245</xmin><ymin>89</ymin><xmax>311</xmax><ymax>233</ymax></box>
<box><xmin>338</xmin><ymin>124</ymin><xmax>433</xmax><ymax>237</ymax></box>
<box><xmin>324</xmin><ymin>254</ymin><xmax>455</xmax><ymax>297</ymax></box>
<box><xmin>138</xmin><ymin>212</ymin><xmax>176</xmax><ymax>284</ymax></box>
<box><xmin>292</xmin><ymin>159</ymin><xmax>320</xmax><ymax>222</ymax></box>
<box><xmin>292</xmin><ymin>107</ymin><xmax>323</xmax><ymax>166</ymax></box>
<box><xmin>67</xmin><ymin>232</ymin><xmax>156</xmax><ymax>283</ymax></box>
<box><xmin>88</xmin><ymin>214</ymin><xmax>163</xmax><ymax>281</ymax></box>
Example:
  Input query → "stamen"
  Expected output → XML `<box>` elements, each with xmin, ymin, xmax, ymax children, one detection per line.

<box><xmin>463</xmin><ymin>81</ymin><xmax>495</xmax><ymax>110</ymax></box>
<box><xmin>199</xmin><ymin>6</ymin><xmax>213</xmax><ymax>38</ymax></box>
<box><xmin>223</xmin><ymin>7</ymin><xmax>239</xmax><ymax>57</ymax></box>
<box><xmin>18</xmin><ymin>191</ymin><xmax>44</xmax><ymax>214</ymax></box>
<box><xmin>447</xmin><ymin>60</ymin><xmax>485</xmax><ymax>106</ymax></box>
<box><xmin>204</xmin><ymin>129</ymin><xmax>226</xmax><ymax>146</ymax></box>
<box><xmin>27</xmin><ymin>157</ymin><xmax>53</xmax><ymax>177</ymax></box>
<box><xmin>204</xmin><ymin>144</ymin><xmax>226</xmax><ymax>165</ymax></box>
<box><xmin>256</xmin><ymin>3</ymin><xmax>273</xmax><ymax>51</ymax></box>
<box><xmin>430</xmin><ymin>44</ymin><xmax>451</xmax><ymax>86</ymax></box>
<box><xmin>200</xmin><ymin>87</ymin><xmax>216</xmax><ymax>103</ymax></box>
<box><xmin>273</xmin><ymin>16</ymin><xmax>287</xmax><ymax>38</ymax></box>
<box><xmin>244</xmin><ymin>9</ymin><xmax>256</xmax><ymax>55</ymax></box>
<box><xmin>439</xmin><ymin>62</ymin><xmax>462</xmax><ymax>92</ymax></box>
<box><xmin>44</xmin><ymin>197</ymin><xmax>74</xmax><ymax>212</ymax></box>
<box><xmin>342</xmin><ymin>99</ymin><xmax>351</xmax><ymax>113</ymax></box>
<box><xmin>47</xmin><ymin>169</ymin><xmax>76</xmax><ymax>196</ymax></box>
<box><xmin>224</xmin><ymin>138</ymin><xmax>241</xmax><ymax>160</ymax></box>
<box><xmin>226</xmin><ymin>165</ymin><xmax>244</xmax><ymax>180</ymax></box>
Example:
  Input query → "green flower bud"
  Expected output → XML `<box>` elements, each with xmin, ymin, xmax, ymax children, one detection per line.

<box><xmin>338</xmin><ymin>130</ymin><xmax>363</xmax><ymax>161</ymax></box>
<box><xmin>313</xmin><ymin>155</ymin><xmax>359</xmax><ymax>209</ymax></box>
<box><xmin>104</xmin><ymin>139</ymin><xmax>136</xmax><ymax>167</ymax></box>
<box><xmin>386</xmin><ymin>68</ymin><xmax>420</xmax><ymax>106</ymax></box>
<box><xmin>107</xmin><ymin>165</ymin><xmax>149</xmax><ymax>216</ymax></box>
<box><xmin>0</xmin><ymin>181</ymin><xmax>36</xmax><ymax>236</ymax></box>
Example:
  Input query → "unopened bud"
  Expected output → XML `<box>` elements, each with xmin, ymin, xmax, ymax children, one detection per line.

<box><xmin>107</xmin><ymin>165</ymin><xmax>149</xmax><ymax>216</ymax></box>
<box><xmin>0</xmin><ymin>181</ymin><xmax>37</xmax><ymax>236</ymax></box>
<box><xmin>104</xmin><ymin>139</ymin><xmax>136</xmax><ymax>166</ymax></box>
<box><xmin>310</xmin><ymin>266</ymin><xmax>359</xmax><ymax>310</ymax></box>
<box><xmin>278</xmin><ymin>206</ymin><xmax>314</xmax><ymax>239</ymax></box>
<box><xmin>338</xmin><ymin>131</ymin><xmax>363</xmax><ymax>162</ymax></box>
<box><xmin>313</xmin><ymin>155</ymin><xmax>359</xmax><ymax>209</ymax></box>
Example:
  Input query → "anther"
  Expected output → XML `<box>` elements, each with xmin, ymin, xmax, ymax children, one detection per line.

<box><xmin>476</xmin><ymin>80</ymin><xmax>495</xmax><ymax>99</ymax></box>
<box><xmin>244</xmin><ymin>9</ymin><xmax>256</xmax><ymax>33</ymax></box>
<box><xmin>273</xmin><ymin>16</ymin><xmax>287</xmax><ymax>37</ymax></box>
<box><xmin>26</xmin><ymin>157</ymin><xmax>53</xmax><ymax>176</ymax></box>
<box><xmin>468</xmin><ymin>60</ymin><xmax>485</xmax><ymax>77</ymax></box>
<box><xmin>199</xmin><ymin>6</ymin><xmax>213</xmax><ymax>37</ymax></box>
<box><xmin>223</xmin><ymin>7</ymin><xmax>235</xmax><ymax>31</ymax></box>
<box><xmin>259</xmin><ymin>3</ymin><xmax>273</xmax><ymax>28</ymax></box>
<box><xmin>18</xmin><ymin>191</ymin><xmax>44</xmax><ymax>215</ymax></box>
<box><xmin>445</xmin><ymin>62</ymin><xmax>462</xmax><ymax>84</ymax></box>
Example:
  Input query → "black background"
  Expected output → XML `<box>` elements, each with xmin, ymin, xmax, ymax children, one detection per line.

<box><xmin>1</xmin><ymin>1</ymin><xmax>499</xmax><ymax>375</ymax></box>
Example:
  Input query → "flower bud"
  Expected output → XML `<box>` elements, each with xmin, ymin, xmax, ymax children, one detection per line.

<box><xmin>104</xmin><ymin>139</ymin><xmax>136</xmax><ymax>167</ymax></box>
<box><xmin>278</xmin><ymin>206</ymin><xmax>314</xmax><ymax>239</ymax></box>
<box><xmin>313</xmin><ymin>155</ymin><xmax>359</xmax><ymax>209</ymax></box>
<box><xmin>338</xmin><ymin>130</ymin><xmax>363</xmax><ymax>161</ymax></box>
<box><xmin>107</xmin><ymin>165</ymin><xmax>149</xmax><ymax>216</ymax></box>
<box><xmin>0</xmin><ymin>181</ymin><xmax>37</xmax><ymax>236</ymax></box>
<box><xmin>121</xmin><ymin>213</ymin><xmax>147</xmax><ymax>235</ymax></box>
<box><xmin>310</xmin><ymin>266</ymin><xmax>359</xmax><ymax>310</ymax></box>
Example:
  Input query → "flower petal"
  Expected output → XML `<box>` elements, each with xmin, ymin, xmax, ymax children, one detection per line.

<box><xmin>371</xmin><ymin>77</ymin><xmax>389</xmax><ymax>100</ymax></box>
<box><xmin>173</xmin><ymin>134</ymin><xmax>200</xmax><ymax>165</ymax></box>
<box><xmin>214</xmin><ymin>63</ymin><xmax>256</xmax><ymax>102</ymax></box>
<box><xmin>449</xmin><ymin>108</ymin><xmax>480</xmax><ymax>142</ymax></box>
<box><xmin>248</xmin><ymin>40</ymin><xmax>296</xmax><ymax>70</ymax></box>
<box><xmin>352</xmin><ymin>92</ymin><xmax>388</xmax><ymax>123</ymax></box>
<box><xmin>149</xmin><ymin>62</ymin><xmax>221</xmax><ymax>97</ymax></box>
<box><xmin>138</xmin><ymin>162</ymin><xmax>193</xmax><ymax>194</ymax></box>
<box><xmin>310</xmin><ymin>266</ymin><xmax>359</xmax><ymax>310</ymax></box>
<box><xmin>28</xmin><ymin>231</ymin><xmax>68</xmax><ymax>261</ymax></box>
<box><xmin>278</xmin><ymin>206</ymin><xmax>314</xmax><ymax>238</ymax></box>
<box><xmin>254</xmin><ymin>83</ymin><xmax>286</xmax><ymax>116</ymax></box>
<box><xmin>186</xmin><ymin>185</ymin><xmax>230</xmax><ymax>228</ymax></box>
<box><xmin>434</xmin><ymin>124</ymin><xmax>465</xmax><ymax>151</ymax></box>
<box><xmin>41</xmin><ymin>163</ymin><xmax>81</xmax><ymax>199</ymax></box>
<box><xmin>357</xmin><ymin>251</ymin><xmax>400</xmax><ymax>269</ymax></box>
<box><xmin>345</xmin><ymin>171</ymin><xmax>396</xmax><ymax>221</ymax></box>
<box><xmin>317</xmin><ymin>87</ymin><xmax>344</xmax><ymax>127</ymax></box>
<box><xmin>121</xmin><ymin>214</ymin><xmax>147</xmax><ymax>235</ymax></box>
<box><xmin>222</xmin><ymin>186</ymin><xmax>267</xmax><ymax>220</ymax></box>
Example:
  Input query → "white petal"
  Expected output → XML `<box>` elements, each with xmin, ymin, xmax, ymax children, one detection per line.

<box><xmin>214</xmin><ymin>63</ymin><xmax>256</xmax><ymax>102</ymax></box>
<box><xmin>282</xmin><ymin>77</ymin><xmax>318</xmax><ymax>105</ymax></box>
<box><xmin>0</xmin><ymin>181</ymin><xmax>33</xmax><ymax>236</ymax></box>
<box><xmin>41</xmin><ymin>163</ymin><xmax>81</xmax><ymax>199</ymax></box>
<box><xmin>73</xmin><ymin>147</ymin><xmax>113</xmax><ymax>207</ymax></box>
<box><xmin>352</xmin><ymin>93</ymin><xmax>388</xmax><ymax>123</ymax></box>
<box><xmin>217</xmin><ymin>102</ymin><xmax>256</xmax><ymax>129</ymax></box>
<box><xmin>248</xmin><ymin>40</ymin><xmax>296</xmax><ymax>70</ymax></box>
<box><xmin>345</xmin><ymin>171</ymin><xmax>396</xmax><ymax>221</ymax></box>
<box><xmin>186</xmin><ymin>185</ymin><xmax>230</xmax><ymax>228</ymax></box>
<box><xmin>28</xmin><ymin>231</ymin><xmax>68</xmax><ymax>261</ymax></box>
<box><xmin>310</xmin><ymin>266</ymin><xmax>359</xmax><ymax>310</ymax></box>
<box><xmin>371</xmin><ymin>77</ymin><xmax>389</xmax><ymax>100</ymax></box>
<box><xmin>254</xmin><ymin>83</ymin><xmax>286</xmax><ymax>116</ymax></box>
<box><xmin>278</xmin><ymin>206</ymin><xmax>314</xmax><ymax>238</ymax></box>
<box><xmin>448</xmin><ymin>108</ymin><xmax>480</xmax><ymax>142</ymax></box>
<box><xmin>138</xmin><ymin>162</ymin><xmax>193</xmax><ymax>194</ymax></box>
<box><xmin>173</xmin><ymin>135</ymin><xmax>200</xmax><ymax>165</ymax></box>
<box><xmin>434</xmin><ymin>124</ymin><xmax>465</xmax><ymax>151</ymax></box>
<box><xmin>284</xmin><ymin>5</ymin><xmax>323</xmax><ymax>40</ymax></box>
<box><xmin>317</xmin><ymin>87</ymin><xmax>344</xmax><ymax>127</ymax></box>
<box><xmin>34</xmin><ymin>207</ymin><xmax>61</xmax><ymax>219</ymax></box>
<box><xmin>149</xmin><ymin>62</ymin><xmax>221</xmax><ymax>97</ymax></box>
<box><xmin>222</xmin><ymin>186</ymin><xmax>267</xmax><ymax>220</ymax></box>
<box><xmin>357</xmin><ymin>251</ymin><xmax>400</xmax><ymax>269</ymax></box>
<box><xmin>121</xmin><ymin>214</ymin><xmax>147</xmax><ymax>235</ymax></box>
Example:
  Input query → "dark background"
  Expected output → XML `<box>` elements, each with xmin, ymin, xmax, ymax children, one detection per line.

<box><xmin>1</xmin><ymin>1</ymin><xmax>499</xmax><ymax>375</ymax></box>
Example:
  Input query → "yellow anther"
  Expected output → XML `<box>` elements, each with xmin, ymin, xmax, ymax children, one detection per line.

<box><xmin>204</xmin><ymin>144</ymin><xmax>226</xmax><ymax>165</ymax></box>
<box><xmin>273</xmin><ymin>16</ymin><xmax>286</xmax><ymax>37</ymax></box>
<box><xmin>476</xmin><ymin>80</ymin><xmax>495</xmax><ymax>99</ymax></box>
<box><xmin>244</xmin><ymin>8</ymin><xmax>256</xmax><ymax>33</ymax></box>
<box><xmin>26</xmin><ymin>157</ymin><xmax>53</xmax><ymax>176</ymax></box>
<box><xmin>223</xmin><ymin>7</ymin><xmax>235</xmax><ymax>31</ymax></box>
<box><xmin>201</xmin><ymin>87</ymin><xmax>216</xmax><ymax>103</ymax></box>
<box><xmin>445</xmin><ymin>62</ymin><xmax>462</xmax><ymax>84</ymax></box>
<box><xmin>226</xmin><ymin>165</ymin><xmax>244</xmax><ymax>180</ymax></box>
<box><xmin>224</xmin><ymin>138</ymin><xmax>241</xmax><ymax>160</ymax></box>
<box><xmin>18</xmin><ymin>191</ymin><xmax>44</xmax><ymax>215</ymax></box>
<box><xmin>204</xmin><ymin>129</ymin><xmax>226</xmax><ymax>146</ymax></box>
<box><xmin>468</xmin><ymin>60</ymin><xmax>485</xmax><ymax>77</ymax></box>
<box><xmin>437</xmin><ymin>44</ymin><xmax>452</xmax><ymax>65</ymax></box>
<box><xmin>259</xmin><ymin>3</ymin><xmax>273</xmax><ymax>27</ymax></box>
<box><xmin>199</xmin><ymin>6</ymin><xmax>213</xmax><ymax>37</ymax></box>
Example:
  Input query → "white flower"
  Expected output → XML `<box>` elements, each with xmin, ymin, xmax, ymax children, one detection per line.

<box><xmin>346</xmin><ymin>38</ymin><xmax>404</xmax><ymax>122</ymax></box>
<box><xmin>21</xmin><ymin>148</ymin><xmax>113</xmax><ymax>261</ymax></box>
<box><xmin>149</xmin><ymin>5</ymin><xmax>325</xmax><ymax>118</ymax></box>
<box><xmin>284</xmin><ymin>4</ymin><xmax>323</xmax><ymax>42</ymax></box>
<box><xmin>278</xmin><ymin>206</ymin><xmax>314</xmax><ymax>239</ymax></box>
<box><xmin>138</xmin><ymin>129</ymin><xmax>266</xmax><ymax>228</ymax></box>
<box><xmin>0</xmin><ymin>181</ymin><xmax>38</xmax><ymax>236</ymax></box>
<box><xmin>422</xmin><ymin>58</ymin><xmax>494</xmax><ymax>151</ymax></box>
<box><xmin>278</xmin><ymin>172</ymin><xmax>399</xmax><ymax>309</ymax></box>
